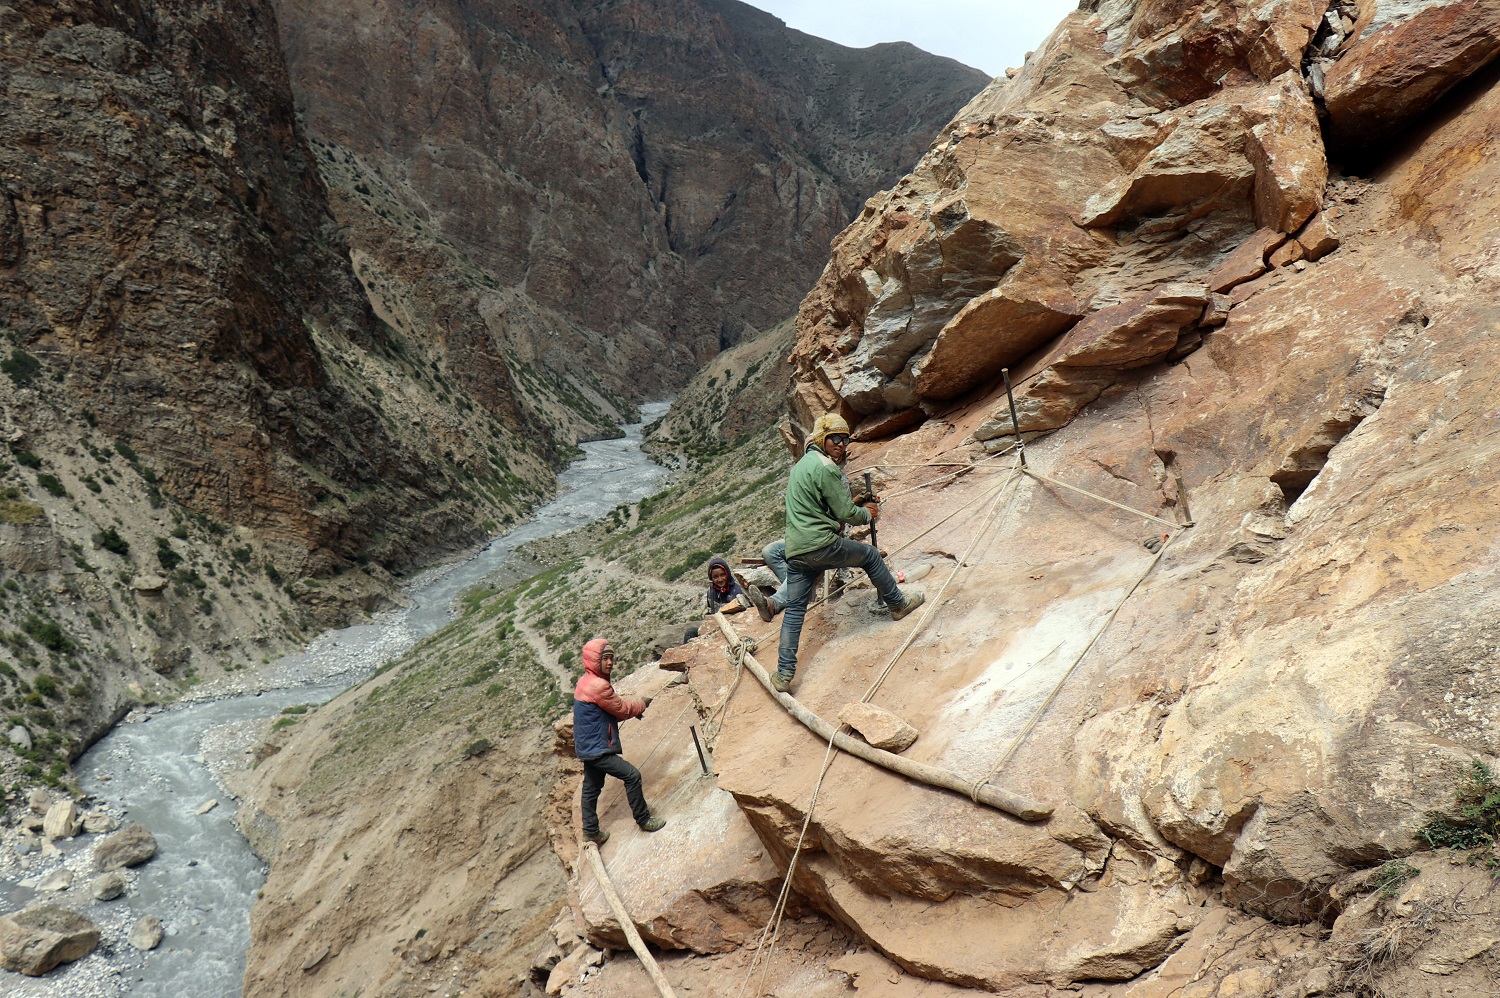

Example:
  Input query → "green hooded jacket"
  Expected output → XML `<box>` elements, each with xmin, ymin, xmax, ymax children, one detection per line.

<box><xmin>784</xmin><ymin>444</ymin><xmax>870</xmax><ymax>558</ymax></box>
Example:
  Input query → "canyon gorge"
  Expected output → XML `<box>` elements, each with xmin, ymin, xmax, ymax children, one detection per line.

<box><xmin>6</xmin><ymin>1</ymin><xmax>1500</xmax><ymax>997</ymax></box>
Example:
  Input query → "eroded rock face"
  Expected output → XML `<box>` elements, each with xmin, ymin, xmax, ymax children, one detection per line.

<box><xmin>1323</xmin><ymin>0</ymin><xmax>1500</xmax><ymax>154</ymax></box>
<box><xmin>581</xmin><ymin>1</ymin><xmax>1500</xmax><ymax>991</ymax></box>
<box><xmin>270</xmin><ymin>0</ymin><xmax>988</xmax><ymax>404</ymax></box>
<box><xmin>1</xmin><ymin>0</ymin><xmax>459</xmax><ymax>569</ymax></box>
<box><xmin>788</xmin><ymin>5</ymin><xmax>1343</xmax><ymax>436</ymax></box>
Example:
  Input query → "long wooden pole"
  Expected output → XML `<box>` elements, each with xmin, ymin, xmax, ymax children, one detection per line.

<box><xmin>582</xmin><ymin>842</ymin><xmax>679</xmax><ymax>998</ymax></box>
<box><xmin>711</xmin><ymin>614</ymin><xmax>1052</xmax><ymax>822</ymax></box>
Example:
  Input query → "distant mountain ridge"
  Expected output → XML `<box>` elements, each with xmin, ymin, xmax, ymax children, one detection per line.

<box><xmin>270</xmin><ymin>0</ymin><xmax>990</xmax><ymax>404</ymax></box>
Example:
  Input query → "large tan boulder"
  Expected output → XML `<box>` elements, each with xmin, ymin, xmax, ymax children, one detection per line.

<box><xmin>974</xmin><ymin>283</ymin><xmax>1208</xmax><ymax>438</ymax></box>
<box><xmin>910</xmin><ymin>279</ymin><xmax>1082</xmax><ymax>402</ymax></box>
<box><xmin>793</xmin><ymin>10</ymin><xmax>1334</xmax><ymax>437</ymax></box>
<box><xmin>0</xmin><ymin>907</ymin><xmax>100</xmax><ymax>976</ymax></box>
<box><xmin>1323</xmin><ymin>0</ymin><xmax>1500</xmax><ymax>151</ymax></box>
<box><xmin>94</xmin><ymin>823</ymin><xmax>158</xmax><ymax>871</ymax></box>
<box><xmin>41</xmin><ymin>801</ymin><xmax>82</xmax><ymax>841</ymax></box>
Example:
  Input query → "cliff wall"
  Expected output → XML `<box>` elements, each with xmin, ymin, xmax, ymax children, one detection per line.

<box><xmin>237</xmin><ymin>2</ymin><xmax>1500</xmax><ymax>997</ymax></box>
<box><xmin>548</xmin><ymin>1</ymin><xmax>1500</xmax><ymax>994</ymax></box>
<box><xmin>269</xmin><ymin>0</ymin><xmax>987</xmax><ymax>420</ymax></box>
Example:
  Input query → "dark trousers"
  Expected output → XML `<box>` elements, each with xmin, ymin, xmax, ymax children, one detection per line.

<box><xmin>580</xmin><ymin>753</ymin><xmax>651</xmax><ymax>835</ymax></box>
<box><xmin>777</xmin><ymin>536</ymin><xmax>902</xmax><ymax>679</ymax></box>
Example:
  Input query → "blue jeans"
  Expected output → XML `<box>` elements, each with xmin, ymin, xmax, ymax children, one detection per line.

<box><xmin>776</xmin><ymin>536</ymin><xmax>902</xmax><ymax>679</ymax></box>
<box><xmin>761</xmin><ymin>539</ymin><xmax>789</xmax><ymax>608</ymax></box>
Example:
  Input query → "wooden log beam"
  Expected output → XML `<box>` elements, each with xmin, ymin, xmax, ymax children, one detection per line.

<box><xmin>711</xmin><ymin>614</ymin><xmax>1052</xmax><ymax>822</ymax></box>
<box><xmin>582</xmin><ymin>841</ymin><xmax>679</xmax><ymax>998</ymax></box>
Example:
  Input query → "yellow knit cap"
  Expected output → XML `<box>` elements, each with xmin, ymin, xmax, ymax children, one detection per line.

<box><xmin>809</xmin><ymin>413</ymin><xmax>851</xmax><ymax>452</ymax></box>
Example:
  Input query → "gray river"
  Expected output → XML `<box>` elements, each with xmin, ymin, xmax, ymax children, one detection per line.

<box><xmin>1</xmin><ymin>402</ymin><xmax>671</xmax><ymax>997</ymax></box>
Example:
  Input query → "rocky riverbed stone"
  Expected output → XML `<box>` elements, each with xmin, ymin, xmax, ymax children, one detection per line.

<box><xmin>8</xmin><ymin>725</ymin><xmax>31</xmax><ymax>751</ymax></box>
<box><xmin>27</xmin><ymin>789</ymin><xmax>50</xmax><ymax>814</ymax></box>
<box><xmin>34</xmin><ymin>867</ymin><xmax>72</xmax><ymax>892</ymax></box>
<box><xmin>94</xmin><ymin>824</ymin><xmax>157</xmax><ymax>870</ymax></box>
<box><xmin>0</xmin><ymin>906</ymin><xmax>101</xmax><ymax>976</ymax></box>
<box><xmin>128</xmin><ymin>915</ymin><xmax>164</xmax><ymax>952</ymax></box>
<box><xmin>91</xmin><ymin>871</ymin><xmax>126</xmax><ymax>901</ymax></box>
<box><xmin>82</xmin><ymin>811</ymin><xmax>118</xmax><ymax>834</ymax></box>
<box><xmin>41</xmin><ymin>801</ymin><xmax>81</xmax><ymax>841</ymax></box>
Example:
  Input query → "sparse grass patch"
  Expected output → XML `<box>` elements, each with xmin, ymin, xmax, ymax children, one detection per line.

<box><xmin>1368</xmin><ymin>858</ymin><xmax>1419</xmax><ymax>898</ymax></box>
<box><xmin>0</xmin><ymin>499</ymin><xmax>44</xmax><ymax>525</ymax></box>
<box><xmin>1416</xmin><ymin>759</ymin><xmax>1500</xmax><ymax>871</ymax></box>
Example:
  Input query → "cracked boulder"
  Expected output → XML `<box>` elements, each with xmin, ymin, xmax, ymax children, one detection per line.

<box><xmin>792</xmin><ymin>8</ymin><xmax>1330</xmax><ymax>434</ymax></box>
<box><xmin>974</xmin><ymin>283</ymin><xmax>1208</xmax><ymax>439</ymax></box>
<box><xmin>1323</xmin><ymin>0</ymin><xmax>1500</xmax><ymax>154</ymax></box>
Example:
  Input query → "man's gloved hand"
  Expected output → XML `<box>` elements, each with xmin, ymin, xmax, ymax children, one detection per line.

<box><xmin>1142</xmin><ymin>533</ymin><xmax>1168</xmax><ymax>552</ymax></box>
<box><xmin>641</xmin><ymin>695</ymin><xmax>654</xmax><ymax>710</ymax></box>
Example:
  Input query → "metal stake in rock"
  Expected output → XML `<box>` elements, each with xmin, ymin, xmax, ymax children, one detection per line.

<box><xmin>1002</xmin><ymin>367</ymin><xmax>1026</xmax><ymax>467</ymax></box>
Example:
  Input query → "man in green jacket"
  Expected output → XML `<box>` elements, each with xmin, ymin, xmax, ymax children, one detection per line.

<box><xmin>762</xmin><ymin>413</ymin><xmax>923</xmax><ymax>692</ymax></box>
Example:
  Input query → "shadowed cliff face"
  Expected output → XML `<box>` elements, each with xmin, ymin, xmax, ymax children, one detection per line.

<box><xmin>0</xmin><ymin>0</ymin><xmax>487</xmax><ymax>568</ymax></box>
<box><xmin>269</xmin><ymin>0</ymin><xmax>990</xmax><ymax>403</ymax></box>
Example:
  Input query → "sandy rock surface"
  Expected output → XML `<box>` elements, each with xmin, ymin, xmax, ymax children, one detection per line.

<box><xmin>525</xmin><ymin>2</ymin><xmax>1500</xmax><ymax>994</ymax></box>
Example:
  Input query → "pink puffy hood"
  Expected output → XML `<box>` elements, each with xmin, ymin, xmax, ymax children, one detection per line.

<box><xmin>582</xmin><ymin>638</ymin><xmax>613</xmax><ymax>678</ymax></box>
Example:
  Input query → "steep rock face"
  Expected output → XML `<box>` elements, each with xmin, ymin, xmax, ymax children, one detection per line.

<box><xmin>270</xmin><ymin>0</ymin><xmax>988</xmax><ymax>408</ymax></box>
<box><xmin>788</xmin><ymin>0</ymin><xmax>1495</xmax><ymax>440</ymax></box>
<box><xmin>0</xmin><ymin>0</ymin><xmax>464</xmax><ymax>566</ymax></box>
<box><xmin>522</xmin><ymin>2</ymin><xmax>1500</xmax><ymax>994</ymax></box>
<box><xmin>0</xmin><ymin>0</ymin><xmax>532</xmax><ymax>768</ymax></box>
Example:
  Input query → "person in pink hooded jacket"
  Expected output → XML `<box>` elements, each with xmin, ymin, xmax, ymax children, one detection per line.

<box><xmin>572</xmin><ymin>638</ymin><xmax>666</xmax><ymax>844</ymax></box>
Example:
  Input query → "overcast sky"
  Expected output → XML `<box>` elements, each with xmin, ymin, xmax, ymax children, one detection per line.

<box><xmin>744</xmin><ymin>0</ymin><xmax>1080</xmax><ymax>78</ymax></box>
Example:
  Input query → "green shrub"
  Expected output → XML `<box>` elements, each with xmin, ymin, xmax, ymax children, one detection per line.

<box><xmin>94</xmin><ymin>527</ymin><xmax>130</xmax><ymax>556</ymax></box>
<box><xmin>35</xmin><ymin>474</ymin><xmax>67</xmax><ymax>498</ymax></box>
<box><xmin>1369</xmin><ymin>858</ymin><xmax>1420</xmax><ymax>898</ymax></box>
<box><xmin>31</xmin><ymin>675</ymin><xmax>58</xmax><ymax>699</ymax></box>
<box><xmin>1</xmin><ymin>348</ymin><xmax>42</xmax><ymax>387</ymax></box>
<box><xmin>10</xmin><ymin>447</ymin><xmax>41</xmax><ymax>469</ymax></box>
<box><xmin>156</xmin><ymin>538</ymin><xmax>182</xmax><ymax>571</ymax></box>
<box><xmin>1417</xmin><ymin>759</ymin><xmax>1500</xmax><ymax>867</ymax></box>
<box><xmin>21</xmin><ymin>616</ymin><xmax>73</xmax><ymax>654</ymax></box>
<box><xmin>461</xmin><ymin>738</ymin><xmax>491</xmax><ymax>759</ymax></box>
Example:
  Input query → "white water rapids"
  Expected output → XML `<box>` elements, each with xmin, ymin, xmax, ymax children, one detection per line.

<box><xmin>1</xmin><ymin>403</ymin><xmax>671</xmax><ymax>997</ymax></box>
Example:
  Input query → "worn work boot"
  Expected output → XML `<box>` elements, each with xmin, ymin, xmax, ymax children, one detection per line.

<box><xmin>888</xmin><ymin>589</ymin><xmax>926</xmax><ymax>621</ymax></box>
<box><xmin>771</xmin><ymin>672</ymin><xmax>793</xmax><ymax>694</ymax></box>
<box><xmin>640</xmin><ymin>816</ymin><xmax>666</xmax><ymax>833</ymax></box>
<box><xmin>745</xmin><ymin>584</ymin><xmax>776</xmax><ymax>622</ymax></box>
<box><xmin>585</xmin><ymin>830</ymin><xmax>610</xmax><ymax>846</ymax></box>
